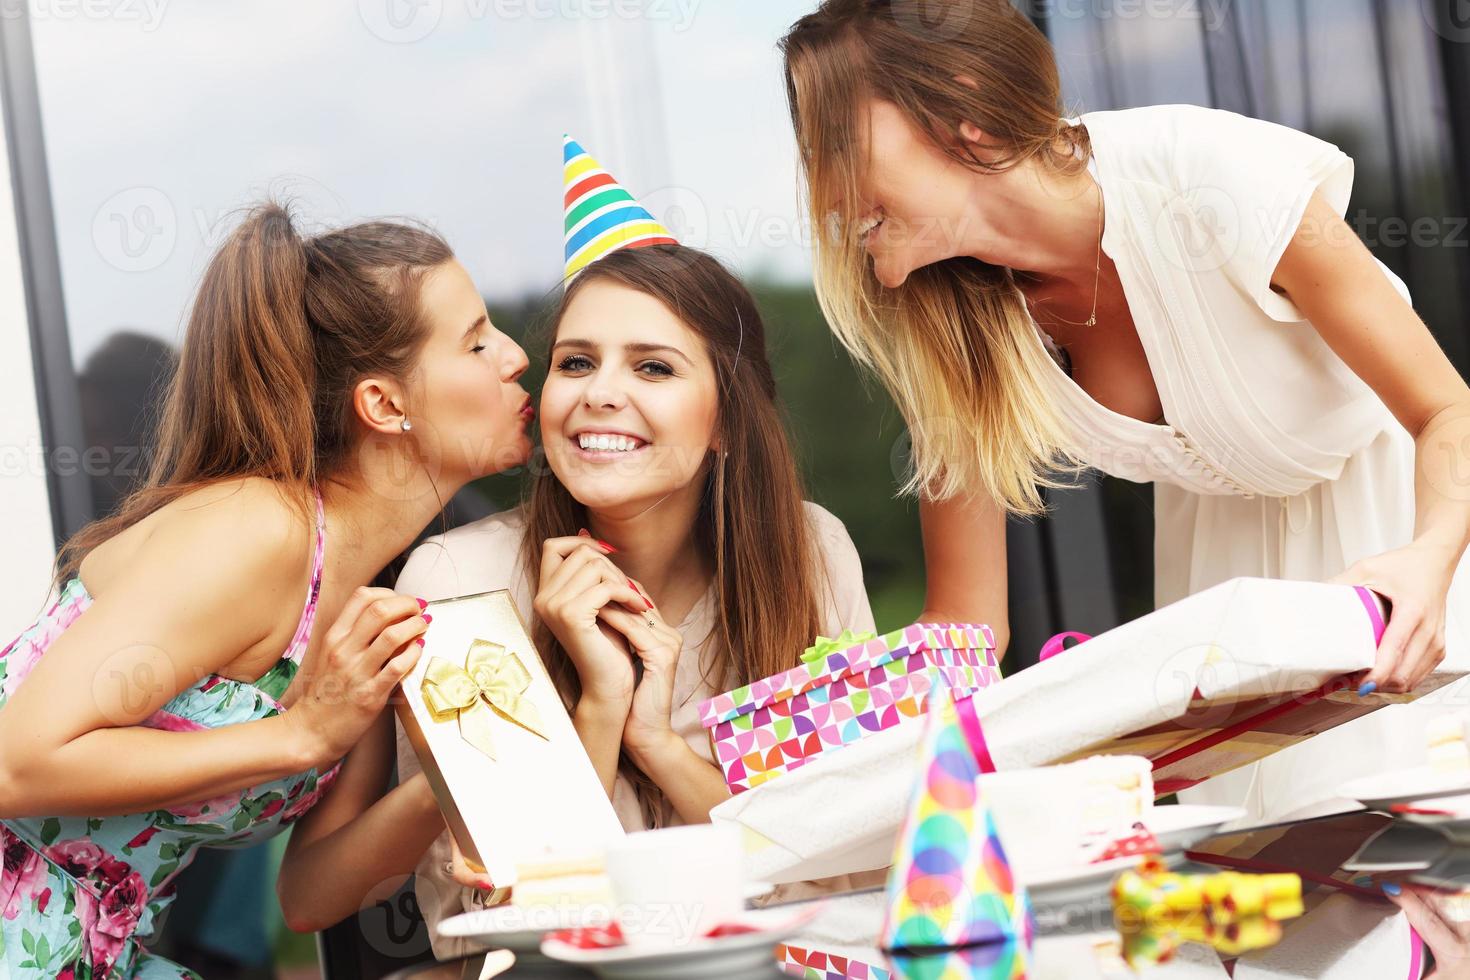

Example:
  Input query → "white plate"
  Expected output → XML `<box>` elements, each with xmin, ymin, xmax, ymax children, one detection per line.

<box><xmin>540</xmin><ymin>904</ymin><xmax>821</xmax><ymax>980</ymax></box>
<box><xmin>1144</xmin><ymin>804</ymin><xmax>1247</xmax><ymax>853</ymax></box>
<box><xmin>1338</xmin><ymin>768</ymin><xmax>1470</xmax><ymax>811</ymax></box>
<box><xmin>437</xmin><ymin>881</ymin><xmax>775</xmax><ymax>953</ymax></box>
<box><xmin>1022</xmin><ymin>854</ymin><xmax>1142</xmax><ymax>894</ymax></box>
<box><xmin>438</xmin><ymin>903</ymin><xmax>616</xmax><ymax>953</ymax></box>
<box><xmin>1019</xmin><ymin>805</ymin><xmax>1243</xmax><ymax>897</ymax></box>
<box><xmin>1387</xmin><ymin>793</ymin><xmax>1470</xmax><ymax>826</ymax></box>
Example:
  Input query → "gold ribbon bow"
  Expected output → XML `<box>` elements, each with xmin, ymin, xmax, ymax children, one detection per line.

<box><xmin>801</xmin><ymin>629</ymin><xmax>878</xmax><ymax>664</ymax></box>
<box><xmin>420</xmin><ymin>639</ymin><xmax>549</xmax><ymax>760</ymax></box>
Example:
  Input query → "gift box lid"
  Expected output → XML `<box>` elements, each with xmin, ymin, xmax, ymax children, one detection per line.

<box><xmin>697</xmin><ymin>622</ymin><xmax>995</xmax><ymax>729</ymax></box>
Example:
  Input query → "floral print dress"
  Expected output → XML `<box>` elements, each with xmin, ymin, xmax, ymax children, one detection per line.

<box><xmin>0</xmin><ymin>489</ymin><xmax>341</xmax><ymax>979</ymax></box>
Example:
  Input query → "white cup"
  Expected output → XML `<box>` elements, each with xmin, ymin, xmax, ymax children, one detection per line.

<box><xmin>604</xmin><ymin>823</ymin><xmax>745</xmax><ymax>949</ymax></box>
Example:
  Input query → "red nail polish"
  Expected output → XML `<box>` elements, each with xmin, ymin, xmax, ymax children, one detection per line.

<box><xmin>597</xmin><ymin>539</ymin><xmax>617</xmax><ymax>554</ymax></box>
<box><xmin>578</xmin><ymin>528</ymin><xmax>591</xmax><ymax>538</ymax></box>
<box><xmin>477</xmin><ymin>878</ymin><xmax>496</xmax><ymax>891</ymax></box>
<box><xmin>416</xmin><ymin>598</ymin><xmax>428</xmax><ymax>610</ymax></box>
<box><xmin>628</xmin><ymin>580</ymin><xmax>655</xmax><ymax>611</ymax></box>
<box><xmin>417</xmin><ymin>637</ymin><xmax>426</xmax><ymax>646</ymax></box>
<box><xmin>423</xmin><ymin>614</ymin><xmax>433</xmax><ymax>625</ymax></box>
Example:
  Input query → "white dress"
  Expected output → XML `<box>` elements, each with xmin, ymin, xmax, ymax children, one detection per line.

<box><xmin>1041</xmin><ymin>104</ymin><xmax>1469</xmax><ymax>822</ymax></box>
<box><xmin>1040</xmin><ymin>104</ymin><xmax>1470</xmax><ymax>975</ymax></box>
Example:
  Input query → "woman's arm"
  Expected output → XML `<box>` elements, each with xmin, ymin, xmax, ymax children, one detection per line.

<box><xmin>0</xmin><ymin>495</ymin><xmax>312</xmax><ymax>816</ymax></box>
<box><xmin>625</xmin><ymin>735</ymin><xmax>730</xmax><ymax>826</ymax></box>
<box><xmin>1274</xmin><ymin>191</ymin><xmax>1470</xmax><ymax>691</ymax></box>
<box><xmin>918</xmin><ymin>492</ymin><xmax>1011</xmax><ymax>658</ymax></box>
<box><xmin>276</xmin><ymin>709</ymin><xmax>448</xmax><ymax>933</ymax></box>
<box><xmin>530</xmin><ymin>536</ymin><xmax>646</xmax><ymax>799</ymax></box>
<box><xmin>600</xmin><ymin>599</ymin><xmax>728</xmax><ymax>825</ymax></box>
<box><xmin>575</xmin><ymin>693</ymin><xmax>634</xmax><ymax>799</ymax></box>
<box><xmin>0</xmin><ymin>490</ymin><xmax>427</xmax><ymax>818</ymax></box>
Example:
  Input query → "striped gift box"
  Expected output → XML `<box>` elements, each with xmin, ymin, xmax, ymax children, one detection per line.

<box><xmin>698</xmin><ymin>624</ymin><xmax>1001</xmax><ymax>794</ymax></box>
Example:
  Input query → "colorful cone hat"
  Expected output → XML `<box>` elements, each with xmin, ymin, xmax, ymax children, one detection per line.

<box><xmin>881</xmin><ymin>673</ymin><xmax>1031</xmax><ymax>973</ymax></box>
<box><xmin>563</xmin><ymin>135</ymin><xmax>678</xmax><ymax>282</ymax></box>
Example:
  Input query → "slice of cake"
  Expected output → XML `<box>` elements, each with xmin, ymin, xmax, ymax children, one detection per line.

<box><xmin>1427</xmin><ymin>715</ymin><xmax>1470</xmax><ymax>774</ymax></box>
<box><xmin>510</xmin><ymin>852</ymin><xmax>616</xmax><ymax>913</ymax></box>
<box><xmin>979</xmin><ymin>755</ymin><xmax>1154</xmax><ymax>879</ymax></box>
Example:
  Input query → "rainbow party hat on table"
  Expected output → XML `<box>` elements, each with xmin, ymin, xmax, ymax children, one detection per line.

<box><xmin>881</xmin><ymin>674</ymin><xmax>1031</xmax><ymax>973</ymax></box>
<box><xmin>563</xmin><ymin>135</ymin><xmax>678</xmax><ymax>282</ymax></box>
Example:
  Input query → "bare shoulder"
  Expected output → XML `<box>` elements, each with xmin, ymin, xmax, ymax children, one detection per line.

<box><xmin>148</xmin><ymin>477</ymin><xmax>306</xmax><ymax>564</ymax></box>
<box><xmin>88</xmin><ymin>478</ymin><xmax>311</xmax><ymax>629</ymax></box>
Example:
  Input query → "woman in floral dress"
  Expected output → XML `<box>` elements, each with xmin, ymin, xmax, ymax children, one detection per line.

<box><xmin>0</xmin><ymin>202</ymin><xmax>537</xmax><ymax>978</ymax></box>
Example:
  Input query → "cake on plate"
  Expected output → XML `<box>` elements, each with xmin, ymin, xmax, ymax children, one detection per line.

<box><xmin>978</xmin><ymin>755</ymin><xmax>1154</xmax><ymax>878</ymax></box>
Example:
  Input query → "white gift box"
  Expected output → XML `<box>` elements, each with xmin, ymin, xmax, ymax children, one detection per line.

<box><xmin>713</xmin><ymin>578</ymin><xmax>1468</xmax><ymax>884</ymax></box>
<box><xmin>395</xmin><ymin>590</ymin><xmax>624</xmax><ymax>886</ymax></box>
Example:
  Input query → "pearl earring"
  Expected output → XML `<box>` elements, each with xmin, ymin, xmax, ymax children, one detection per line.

<box><xmin>400</xmin><ymin>418</ymin><xmax>413</xmax><ymax>433</ymax></box>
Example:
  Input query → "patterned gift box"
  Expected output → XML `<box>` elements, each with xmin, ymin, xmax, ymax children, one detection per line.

<box><xmin>777</xmin><ymin>943</ymin><xmax>1028</xmax><ymax>980</ymax></box>
<box><xmin>776</xmin><ymin>944</ymin><xmax>893</xmax><ymax>979</ymax></box>
<box><xmin>698</xmin><ymin>624</ymin><xmax>1000</xmax><ymax>794</ymax></box>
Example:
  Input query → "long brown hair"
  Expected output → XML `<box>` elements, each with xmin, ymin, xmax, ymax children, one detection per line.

<box><xmin>54</xmin><ymin>201</ymin><xmax>453</xmax><ymax>589</ymax></box>
<box><xmin>520</xmin><ymin>245</ymin><xmax>827</xmax><ymax>824</ymax></box>
<box><xmin>782</xmin><ymin>0</ymin><xmax>1086</xmax><ymax>513</ymax></box>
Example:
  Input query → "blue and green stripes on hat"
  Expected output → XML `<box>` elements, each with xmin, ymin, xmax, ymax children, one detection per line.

<box><xmin>563</xmin><ymin>135</ymin><xmax>678</xmax><ymax>282</ymax></box>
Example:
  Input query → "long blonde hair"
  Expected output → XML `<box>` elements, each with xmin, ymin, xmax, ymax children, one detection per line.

<box><xmin>781</xmin><ymin>0</ymin><xmax>1087</xmax><ymax>513</ymax></box>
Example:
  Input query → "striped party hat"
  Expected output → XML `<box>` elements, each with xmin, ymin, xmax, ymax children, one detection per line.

<box><xmin>563</xmin><ymin>135</ymin><xmax>678</xmax><ymax>282</ymax></box>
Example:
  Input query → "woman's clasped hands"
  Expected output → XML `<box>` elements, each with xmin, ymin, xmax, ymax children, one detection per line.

<box><xmin>532</xmin><ymin>531</ymin><xmax>684</xmax><ymax>755</ymax></box>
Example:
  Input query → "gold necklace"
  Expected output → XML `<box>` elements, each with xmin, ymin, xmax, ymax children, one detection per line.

<box><xmin>1030</xmin><ymin>180</ymin><xmax>1103</xmax><ymax>329</ymax></box>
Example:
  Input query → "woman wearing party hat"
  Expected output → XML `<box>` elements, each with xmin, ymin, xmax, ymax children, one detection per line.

<box><xmin>396</xmin><ymin>138</ymin><xmax>886</xmax><ymax>961</ymax></box>
<box><xmin>281</xmin><ymin>138</ymin><xmax>880</xmax><ymax>964</ymax></box>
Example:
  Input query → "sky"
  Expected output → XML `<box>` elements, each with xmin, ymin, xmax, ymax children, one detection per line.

<box><xmin>29</xmin><ymin>0</ymin><xmax>819</xmax><ymax>367</ymax></box>
<box><xmin>29</xmin><ymin>0</ymin><xmax>1379</xmax><ymax>370</ymax></box>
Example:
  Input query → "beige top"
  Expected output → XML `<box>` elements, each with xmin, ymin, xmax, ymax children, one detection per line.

<box><xmin>394</xmin><ymin>502</ymin><xmax>878</xmax><ymax>960</ymax></box>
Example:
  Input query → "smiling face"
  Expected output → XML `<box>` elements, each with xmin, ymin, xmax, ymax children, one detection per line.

<box><xmin>409</xmin><ymin>260</ymin><xmax>534</xmax><ymax>480</ymax></box>
<box><xmin>854</xmin><ymin>98</ymin><xmax>1005</xmax><ymax>289</ymax></box>
<box><xmin>539</xmin><ymin>278</ymin><xmax>720</xmax><ymax>517</ymax></box>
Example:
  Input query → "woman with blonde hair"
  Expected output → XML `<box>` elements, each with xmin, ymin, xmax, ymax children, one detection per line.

<box><xmin>781</xmin><ymin>0</ymin><xmax>1468</xmax><ymax>969</ymax></box>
